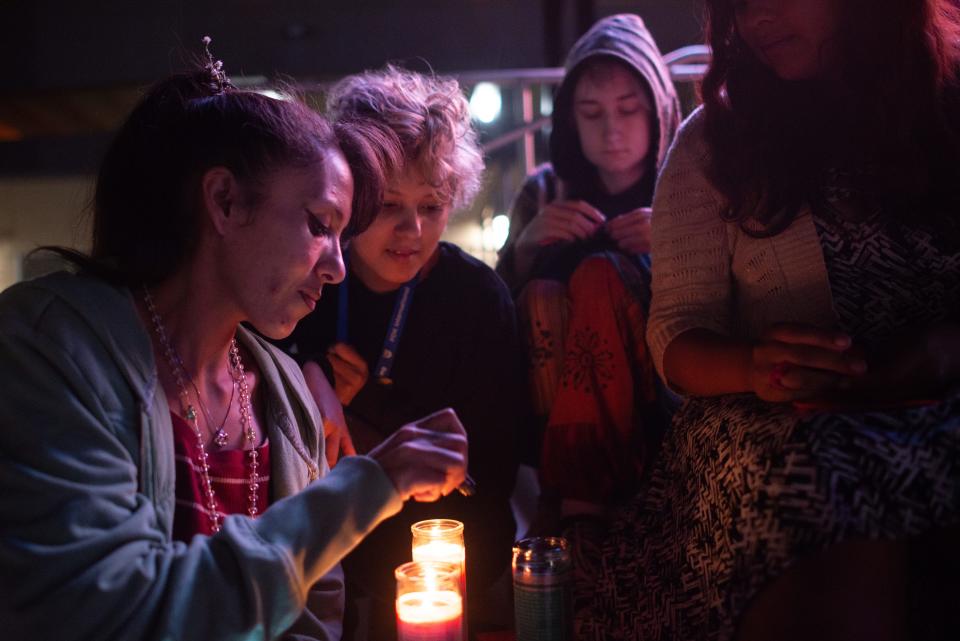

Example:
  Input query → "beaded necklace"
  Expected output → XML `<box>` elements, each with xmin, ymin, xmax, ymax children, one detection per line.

<box><xmin>143</xmin><ymin>287</ymin><xmax>261</xmax><ymax>532</ymax></box>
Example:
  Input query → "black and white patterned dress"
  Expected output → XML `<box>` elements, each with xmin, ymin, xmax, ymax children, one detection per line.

<box><xmin>573</xmin><ymin>207</ymin><xmax>960</xmax><ymax>640</ymax></box>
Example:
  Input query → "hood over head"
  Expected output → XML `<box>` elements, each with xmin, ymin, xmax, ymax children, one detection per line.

<box><xmin>550</xmin><ymin>13</ymin><xmax>681</xmax><ymax>194</ymax></box>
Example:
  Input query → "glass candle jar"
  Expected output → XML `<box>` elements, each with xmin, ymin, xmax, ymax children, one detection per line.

<box><xmin>411</xmin><ymin>519</ymin><xmax>466</xmax><ymax>565</ymax></box>
<box><xmin>512</xmin><ymin>536</ymin><xmax>572</xmax><ymax>641</ymax></box>
<box><xmin>395</xmin><ymin>560</ymin><xmax>463</xmax><ymax>641</ymax></box>
<box><xmin>411</xmin><ymin>519</ymin><xmax>467</xmax><ymax>636</ymax></box>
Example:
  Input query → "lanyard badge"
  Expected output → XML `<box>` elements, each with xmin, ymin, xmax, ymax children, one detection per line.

<box><xmin>337</xmin><ymin>267</ymin><xmax>419</xmax><ymax>387</ymax></box>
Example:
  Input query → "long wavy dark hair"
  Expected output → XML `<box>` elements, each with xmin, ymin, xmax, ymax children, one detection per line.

<box><xmin>700</xmin><ymin>0</ymin><xmax>960</xmax><ymax>236</ymax></box>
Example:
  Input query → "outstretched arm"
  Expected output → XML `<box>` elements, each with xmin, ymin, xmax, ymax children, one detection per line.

<box><xmin>0</xmin><ymin>294</ymin><xmax>443</xmax><ymax>641</ymax></box>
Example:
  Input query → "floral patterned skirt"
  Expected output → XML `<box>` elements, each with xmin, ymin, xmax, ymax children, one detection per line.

<box><xmin>520</xmin><ymin>252</ymin><xmax>661</xmax><ymax>503</ymax></box>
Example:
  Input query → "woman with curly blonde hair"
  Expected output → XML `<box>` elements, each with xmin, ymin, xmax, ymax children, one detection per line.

<box><xmin>279</xmin><ymin>66</ymin><xmax>526</xmax><ymax>640</ymax></box>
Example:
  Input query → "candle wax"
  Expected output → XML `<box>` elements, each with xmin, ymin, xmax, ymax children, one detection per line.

<box><xmin>412</xmin><ymin>541</ymin><xmax>465</xmax><ymax>564</ymax></box>
<box><xmin>396</xmin><ymin>590</ymin><xmax>463</xmax><ymax>641</ymax></box>
<box><xmin>412</xmin><ymin>541</ymin><xmax>467</xmax><ymax>601</ymax></box>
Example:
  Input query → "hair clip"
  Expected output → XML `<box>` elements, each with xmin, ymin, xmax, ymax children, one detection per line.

<box><xmin>201</xmin><ymin>35</ymin><xmax>230</xmax><ymax>94</ymax></box>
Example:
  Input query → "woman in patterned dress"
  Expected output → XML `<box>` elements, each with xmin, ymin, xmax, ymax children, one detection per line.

<box><xmin>575</xmin><ymin>1</ymin><xmax>960</xmax><ymax>639</ymax></box>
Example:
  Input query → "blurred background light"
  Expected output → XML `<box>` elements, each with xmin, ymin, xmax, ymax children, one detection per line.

<box><xmin>255</xmin><ymin>88</ymin><xmax>288</xmax><ymax>100</ymax></box>
<box><xmin>491</xmin><ymin>214</ymin><xmax>510</xmax><ymax>250</ymax></box>
<box><xmin>539</xmin><ymin>89</ymin><xmax>553</xmax><ymax>117</ymax></box>
<box><xmin>469</xmin><ymin>82</ymin><xmax>502</xmax><ymax>124</ymax></box>
<box><xmin>481</xmin><ymin>213</ymin><xmax>510</xmax><ymax>252</ymax></box>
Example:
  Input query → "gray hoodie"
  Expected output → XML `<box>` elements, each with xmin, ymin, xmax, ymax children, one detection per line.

<box><xmin>496</xmin><ymin>13</ymin><xmax>681</xmax><ymax>293</ymax></box>
<box><xmin>550</xmin><ymin>13</ymin><xmax>681</xmax><ymax>195</ymax></box>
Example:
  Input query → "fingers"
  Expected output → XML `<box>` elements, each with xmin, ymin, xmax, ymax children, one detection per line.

<box><xmin>605</xmin><ymin>208</ymin><xmax>652</xmax><ymax>253</ymax></box>
<box><xmin>777</xmin><ymin>364</ymin><xmax>847</xmax><ymax>394</ymax></box>
<box><xmin>411</xmin><ymin>407</ymin><xmax>467</xmax><ymax>437</ymax></box>
<box><xmin>328</xmin><ymin>342</ymin><xmax>368</xmax><ymax>371</ymax></box>
<box><xmin>328</xmin><ymin>351</ymin><xmax>366</xmax><ymax>384</ymax></box>
<box><xmin>763</xmin><ymin>323</ymin><xmax>853</xmax><ymax>352</ymax></box>
<box><xmin>339</xmin><ymin>428</ymin><xmax>357</xmax><ymax>457</ymax></box>
<box><xmin>327</xmin><ymin>342</ymin><xmax>369</xmax><ymax>406</ymax></box>
<box><xmin>606</xmin><ymin>208</ymin><xmax>652</xmax><ymax>234</ymax></box>
<box><xmin>758</xmin><ymin>324</ymin><xmax>864</xmax><ymax>378</ymax></box>
<box><xmin>402</xmin><ymin>412</ymin><xmax>468</xmax><ymax>496</ymax></box>
<box><xmin>408</xmin><ymin>470</ymin><xmax>449</xmax><ymax>502</ymax></box>
<box><xmin>323</xmin><ymin>418</ymin><xmax>357</xmax><ymax>468</ymax></box>
<box><xmin>779</xmin><ymin>343</ymin><xmax>866</xmax><ymax>376</ymax></box>
<box><xmin>756</xmin><ymin>361</ymin><xmax>852</xmax><ymax>402</ymax></box>
<box><xmin>538</xmin><ymin>207</ymin><xmax>600</xmax><ymax>242</ymax></box>
<box><xmin>553</xmin><ymin>200</ymin><xmax>606</xmax><ymax>225</ymax></box>
<box><xmin>368</xmin><ymin>414</ymin><xmax>469</xmax><ymax>502</ymax></box>
<box><xmin>376</xmin><ymin>442</ymin><xmax>466</xmax><ymax>501</ymax></box>
<box><xmin>606</xmin><ymin>207</ymin><xmax>652</xmax><ymax>228</ymax></box>
<box><xmin>751</xmin><ymin>324</ymin><xmax>868</xmax><ymax>401</ymax></box>
<box><xmin>407</xmin><ymin>453</ymin><xmax>467</xmax><ymax>502</ymax></box>
<box><xmin>753</xmin><ymin>344</ymin><xmax>864</xmax><ymax>395</ymax></box>
<box><xmin>516</xmin><ymin>201</ymin><xmax>606</xmax><ymax>251</ymax></box>
<box><xmin>324</xmin><ymin>424</ymin><xmax>340</xmax><ymax>468</ymax></box>
<box><xmin>413</xmin><ymin>437</ymin><xmax>467</xmax><ymax>498</ymax></box>
<box><xmin>409</xmin><ymin>466</ymin><xmax>467</xmax><ymax>502</ymax></box>
<box><xmin>390</xmin><ymin>427</ymin><xmax>469</xmax><ymax>484</ymax></box>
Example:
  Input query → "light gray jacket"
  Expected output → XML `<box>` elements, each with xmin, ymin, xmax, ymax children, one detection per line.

<box><xmin>0</xmin><ymin>271</ymin><xmax>402</xmax><ymax>641</ymax></box>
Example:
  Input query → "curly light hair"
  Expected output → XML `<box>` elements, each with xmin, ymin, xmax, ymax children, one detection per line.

<box><xmin>327</xmin><ymin>65</ymin><xmax>484</xmax><ymax>211</ymax></box>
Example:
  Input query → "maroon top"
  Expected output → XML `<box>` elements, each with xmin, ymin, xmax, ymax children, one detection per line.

<box><xmin>171</xmin><ymin>412</ymin><xmax>271</xmax><ymax>541</ymax></box>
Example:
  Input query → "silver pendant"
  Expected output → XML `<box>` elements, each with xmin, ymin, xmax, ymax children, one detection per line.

<box><xmin>214</xmin><ymin>428</ymin><xmax>228</xmax><ymax>447</ymax></box>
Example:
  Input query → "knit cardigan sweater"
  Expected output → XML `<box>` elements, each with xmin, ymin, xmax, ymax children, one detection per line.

<box><xmin>647</xmin><ymin>107</ymin><xmax>839</xmax><ymax>383</ymax></box>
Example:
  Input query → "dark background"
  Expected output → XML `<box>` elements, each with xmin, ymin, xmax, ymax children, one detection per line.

<box><xmin>1</xmin><ymin>0</ymin><xmax>701</xmax><ymax>89</ymax></box>
<box><xmin>0</xmin><ymin>0</ymin><xmax>704</xmax><ymax>285</ymax></box>
<box><xmin>0</xmin><ymin>0</ymin><xmax>703</xmax><ymax>174</ymax></box>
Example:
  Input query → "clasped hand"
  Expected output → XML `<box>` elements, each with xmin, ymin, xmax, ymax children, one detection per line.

<box><xmin>751</xmin><ymin>321</ymin><xmax>960</xmax><ymax>404</ymax></box>
<box><xmin>368</xmin><ymin>408</ymin><xmax>469</xmax><ymax>502</ymax></box>
<box><xmin>516</xmin><ymin>200</ymin><xmax>651</xmax><ymax>255</ymax></box>
<box><xmin>750</xmin><ymin>323</ymin><xmax>866</xmax><ymax>402</ymax></box>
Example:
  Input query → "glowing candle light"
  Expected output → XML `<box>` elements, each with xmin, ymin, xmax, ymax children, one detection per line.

<box><xmin>412</xmin><ymin>539</ymin><xmax>465</xmax><ymax>564</ymax></box>
<box><xmin>411</xmin><ymin>519</ymin><xmax>467</xmax><ymax>636</ymax></box>
<box><xmin>412</xmin><ymin>519</ymin><xmax>465</xmax><ymax>575</ymax></box>
<box><xmin>395</xmin><ymin>561</ymin><xmax>463</xmax><ymax>641</ymax></box>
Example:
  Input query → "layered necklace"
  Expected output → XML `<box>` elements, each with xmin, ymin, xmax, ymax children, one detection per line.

<box><xmin>143</xmin><ymin>286</ymin><xmax>261</xmax><ymax>533</ymax></box>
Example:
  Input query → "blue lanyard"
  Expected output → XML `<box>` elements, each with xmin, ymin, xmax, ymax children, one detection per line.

<box><xmin>336</xmin><ymin>260</ymin><xmax>419</xmax><ymax>386</ymax></box>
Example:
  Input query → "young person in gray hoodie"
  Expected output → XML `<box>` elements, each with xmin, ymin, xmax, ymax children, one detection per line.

<box><xmin>496</xmin><ymin>13</ymin><xmax>680</xmax><ymax>523</ymax></box>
